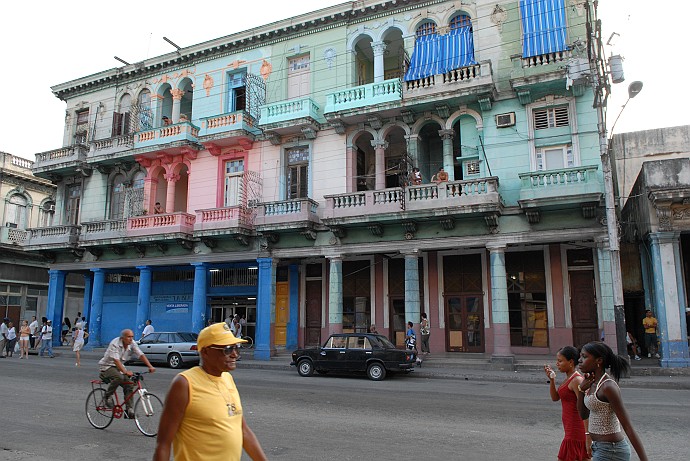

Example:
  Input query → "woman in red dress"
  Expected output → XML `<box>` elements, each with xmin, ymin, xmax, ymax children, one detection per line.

<box><xmin>545</xmin><ymin>346</ymin><xmax>591</xmax><ymax>461</ymax></box>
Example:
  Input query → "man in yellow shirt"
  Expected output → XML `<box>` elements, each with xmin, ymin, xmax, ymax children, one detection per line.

<box><xmin>642</xmin><ymin>309</ymin><xmax>660</xmax><ymax>358</ymax></box>
<box><xmin>153</xmin><ymin>322</ymin><xmax>266</xmax><ymax>461</ymax></box>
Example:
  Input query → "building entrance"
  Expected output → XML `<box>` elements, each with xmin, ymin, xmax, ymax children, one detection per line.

<box><xmin>445</xmin><ymin>295</ymin><xmax>484</xmax><ymax>352</ymax></box>
<box><xmin>209</xmin><ymin>297</ymin><xmax>256</xmax><ymax>340</ymax></box>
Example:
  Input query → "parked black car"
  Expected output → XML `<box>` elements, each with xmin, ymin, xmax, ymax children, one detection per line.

<box><xmin>291</xmin><ymin>333</ymin><xmax>417</xmax><ymax>381</ymax></box>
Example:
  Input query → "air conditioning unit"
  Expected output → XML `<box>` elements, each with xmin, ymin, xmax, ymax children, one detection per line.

<box><xmin>5</xmin><ymin>222</ymin><xmax>18</xmax><ymax>228</ymax></box>
<box><xmin>495</xmin><ymin>112</ymin><xmax>516</xmax><ymax>128</ymax></box>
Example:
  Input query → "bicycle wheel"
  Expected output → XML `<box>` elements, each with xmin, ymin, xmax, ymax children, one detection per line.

<box><xmin>243</xmin><ymin>336</ymin><xmax>254</xmax><ymax>348</ymax></box>
<box><xmin>134</xmin><ymin>392</ymin><xmax>163</xmax><ymax>437</ymax></box>
<box><xmin>85</xmin><ymin>388</ymin><xmax>114</xmax><ymax>430</ymax></box>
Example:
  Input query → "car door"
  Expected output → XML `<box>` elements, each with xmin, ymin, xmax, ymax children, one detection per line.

<box><xmin>318</xmin><ymin>335</ymin><xmax>347</xmax><ymax>371</ymax></box>
<box><xmin>138</xmin><ymin>333</ymin><xmax>160</xmax><ymax>361</ymax></box>
<box><xmin>152</xmin><ymin>333</ymin><xmax>173</xmax><ymax>361</ymax></box>
<box><xmin>345</xmin><ymin>335</ymin><xmax>371</xmax><ymax>371</ymax></box>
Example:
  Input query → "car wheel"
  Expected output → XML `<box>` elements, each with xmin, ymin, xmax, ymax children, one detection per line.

<box><xmin>367</xmin><ymin>362</ymin><xmax>386</xmax><ymax>381</ymax></box>
<box><xmin>168</xmin><ymin>352</ymin><xmax>182</xmax><ymax>369</ymax></box>
<box><xmin>297</xmin><ymin>359</ymin><xmax>314</xmax><ymax>377</ymax></box>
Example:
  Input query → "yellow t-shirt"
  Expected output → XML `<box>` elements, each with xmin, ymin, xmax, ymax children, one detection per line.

<box><xmin>643</xmin><ymin>316</ymin><xmax>658</xmax><ymax>334</ymax></box>
<box><xmin>174</xmin><ymin>367</ymin><xmax>243</xmax><ymax>461</ymax></box>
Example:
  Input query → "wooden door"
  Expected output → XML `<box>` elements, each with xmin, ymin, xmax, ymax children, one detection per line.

<box><xmin>287</xmin><ymin>55</ymin><xmax>310</xmax><ymax>99</ymax></box>
<box><xmin>570</xmin><ymin>270</ymin><xmax>599</xmax><ymax>347</ymax></box>
<box><xmin>445</xmin><ymin>295</ymin><xmax>484</xmax><ymax>352</ymax></box>
<box><xmin>274</xmin><ymin>282</ymin><xmax>289</xmax><ymax>346</ymax></box>
<box><xmin>305</xmin><ymin>280</ymin><xmax>322</xmax><ymax>346</ymax></box>
<box><xmin>389</xmin><ymin>297</ymin><xmax>406</xmax><ymax>347</ymax></box>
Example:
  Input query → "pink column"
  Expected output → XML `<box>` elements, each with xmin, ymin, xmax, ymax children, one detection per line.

<box><xmin>345</xmin><ymin>145</ymin><xmax>357</xmax><ymax>193</ymax></box>
<box><xmin>165</xmin><ymin>173</ymin><xmax>179</xmax><ymax>213</ymax></box>
<box><xmin>371</xmin><ymin>140</ymin><xmax>388</xmax><ymax>190</ymax></box>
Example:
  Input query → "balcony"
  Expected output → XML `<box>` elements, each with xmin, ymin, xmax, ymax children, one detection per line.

<box><xmin>323</xmin><ymin>178</ymin><xmax>502</xmax><ymax>231</ymax></box>
<box><xmin>89</xmin><ymin>134</ymin><xmax>134</xmax><ymax>164</ymax></box>
<box><xmin>259</xmin><ymin>97</ymin><xmax>324</xmax><ymax>136</ymax></box>
<box><xmin>324</xmin><ymin>78</ymin><xmax>401</xmax><ymax>120</ymax></box>
<box><xmin>24</xmin><ymin>225</ymin><xmax>81</xmax><ymax>249</ymax></box>
<box><xmin>33</xmin><ymin>145</ymin><xmax>88</xmax><ymax>179</ymax></box>
<box><xmin>133</xmin><ymin>122</ymin><xmax>200</xmax><ymax>155</ymax></box>
<box><xmin>197</xmin><ymin>111</ymin><xmax>261</xmax><ymax>150</ymax></box>
<box><xmin>126</xmin><ymin>212</ymin><xmax>196</xmax><ymax>240</ymax></box>
<box><xmin>0</xmin><ymin>227</ymin><xmax>30</xmax><ymax>245</ymax></box>
<box><xmin>518</xmin><ymin>165</ymin><xmax>603</xmax><ymax>223</ymax></box>
<box><xmin>80</xmin><ymin>219</ymin><xmax>128</xmax><ymax>245</ymax></box>
<box><xmin>509</xmin><ymin>51</ymin><xmax>587</xmax><ymax>103</ymax></box>
<box><xmin>255</xmin><ymin>198</ymin><xmax>320</xmax><ymax>239</ymax></box>
<box><xmin>193</xmin><ymin>206</ymin><xmax>254</xmax><ymax>244</ymax></box>
<box><xmin>403</xmin><ymin>61</ymin><xmax>496</xmax><ymax>108</ymax></box>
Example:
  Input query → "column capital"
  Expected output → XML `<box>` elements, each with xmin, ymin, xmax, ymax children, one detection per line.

<box><xmin>326</xmin><ymin>254</ymin><xmax>343</xmax><ymax>262</ymax></box>
<box><xmin>438</xmin><ymin>129</ymin><xmax>455</xmax><ymax>140</ymax></box>
<box><xmin>136</xmin><ymin>265</ymin><xmax>152</xmax><ymax>271</ymax></box>
<box><xmin>486</xmin><ymin>243</ymin><xmax>506</xmax><ymax>252</ymax></box>
<box><xmin>257</xmin><ymin>257</ymin><xmax>276</xmax><ymax>268</ymax></box>
<box><xmin>48</xmin><ymin>269</ymin><xmax>65</xmax><ymax>276</ymax></box>
<box><xmin>170</xmin><ymin>88</ymin><xmax>185</xmax><ymax>100</ymax></box>
<box><xmin>400</xmin><ymin>249</ymin><xmax>420</xmax><ymax>257</ymax></box>
<box><xmin>371</xmin><ymin>41</ymin><xmax>387</xmax><ymax>56</ymax></box>
<box><xmin>370</xmin><ymin>140</ymin><xmax>388</xmax><ymax>150</ymax></box>
<box><xmin>90</xmin><ymin>268</ymin><xmax>105</xmax><ymax>274</ymax></box>
<box><xmin>191</xmin><ymin>262</ymin><xmax>208</xmax><ymax>268</ymax></box>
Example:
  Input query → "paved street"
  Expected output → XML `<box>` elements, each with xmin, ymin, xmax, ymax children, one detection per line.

<box><xmin>0</xmin><ymin>353</ymin><xmax>688</xmax><ymax>460</ymax></box>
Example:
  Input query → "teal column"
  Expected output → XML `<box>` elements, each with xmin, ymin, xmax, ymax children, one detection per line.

<box><xmin>488</xmin><ymin>245</ymin><xmax>512</xmax><ymax>359</ymax></box>
<box><xmin>649</xmin><ymin>233</ymin><xmax>690</xmax><ymax>367</ymax></box>
<box><xmin>191</xmin><ymin>263</ymin><xmax>208</xmax><ymax>332</ymax></box>
<box><xmin>403</xmin><ymin>250</ymin><xmax>421</xmax><ymax>326</ymax></box>
<box><xmin>88</xmin><ymin>269</ymin><xmax>106</xmax><ymax>348</ymax></box>
<box><xmin>255</xmin><ymin>258</ymin><xmax>276</xmax><ymax>360</ymax></box>
<box><xmin>135</xmin><ymin>266</ymin><xmax>152</xmax><ymax>339</ymax></box>
<box><xmin>286</xmin><ymin>264</ymin><xmax>299</xmax><ymax>350</ymax></box>
<box><xmin>328</xmin><ymin>256</ymin><xmax>343</xmax><ymax>334</ymax></box>
<box><xmin>82</xmin><ymin>273</ymin><xmax>93</xmax><ymax>328</ymax></box>
<box><xmin>439</xmin><ymin>129</ymin><xmax>455</xmax><ymax>181</ymax></box>
<box><xmin>46</xmin><ymin>270</ymin><xmax>66</xmax><ymax>347</ymax></box>
<box><xmin>405</xmin><ymin>134</ymin><xmax>419</xmax><ymax>170</ymax></box>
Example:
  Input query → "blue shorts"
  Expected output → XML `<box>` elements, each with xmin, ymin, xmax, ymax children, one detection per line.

<box><xmin>591</xmin><ymin>440</ymin><xmax>631</xmax><ymax>461</ymax></box>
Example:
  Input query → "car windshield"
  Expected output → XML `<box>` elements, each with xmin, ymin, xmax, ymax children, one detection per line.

<box><xmin>178</xmin><ymin>332</ymin><xmax>198</xmax><ymax>342</ymax></box>
<box><xmin>373</xmin><ymin>335</ymin><xmax>397</xmax><ymax>349</ymax></box>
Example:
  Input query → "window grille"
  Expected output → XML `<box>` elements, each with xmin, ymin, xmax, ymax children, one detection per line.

<box><xmin>533</xmin><ymin>106</ymin><xmax>569</xmax><ymax>130</ymax></box>
<box><xmin>416</xmin><ymin>22</ymin><xmax>437</xmax><ymax>37</ymax></box>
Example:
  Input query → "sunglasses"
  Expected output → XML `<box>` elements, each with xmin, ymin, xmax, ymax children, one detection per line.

<box><xmin>207</xmin><ymin>345</ymin><xmax>240</xmax><ymax>355</ymax></box>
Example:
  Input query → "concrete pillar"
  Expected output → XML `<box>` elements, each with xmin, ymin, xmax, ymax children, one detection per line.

<box><xmin>82</xmin><ymin>273</ymin><xmax>93</xmax><ymax>328</ymax></box>
<box><xmin>89</xmin><ymin>269</ymin><xmax>106</xmax><ymax>347</ymax></box>
<box><xmin>171</xmin><ymin>88</ymin><xmax>184</xmax><ymax>123</ymax></box>
<box><xmin>346</xmin><ymin>144</ymin><xmax>357</xmax><ymax>193</ymax></box>
<box><xmin>487</xmin><ymin>244</ymin><xmax>513</xmax><ymax>360</ymax></box>
<box><xmin>135</xmin><ymin>266</ymin><xmax>152</xmax><ymax>339</ymax></box>
<box><xmin>439</xmin><ymin>129</ymin><xmax>455</xmax><ymax>181</ymax></box>
<box><xmin>403</xmin><ymin>250</ymin><xmax>421</xmax><ymax>325</ymax></box>
<box><xmin>372</xmin><ymin>41</ymin><xmax>387</xmax><ymax>83</ymax></box>
<box><xmin>328</xmin><ymin>256</ymin><xmax>343</xmax><ymax>334</ymax></box>
<box><xmin>639</xmin><ymin>241</ymin><xmax>654</xmax><ymax>311</ymax></box>
<box><xmin>286</xmin><ymin>264</ymin><xmax>299</xmax><ymax>350</ymax></box>
<box><xmin>164</xmin><ymin>173</ymin><xmax>178</xmax><ymax>213</ymax></box>
<box><xmin>649</xmin><ymin>233</ymin><xmax>690</xmax><ymax>367</ymax></box>
<box><xmin>46</xmin><ymin>270</ymin><xmax>66</xmax><ymax>347</ymax></box>
<box><xmin>192</xmin><ymin>263</ymin><xmax>208</xmax><ymax>332</ymax></box>
<box><xmin>371</xmin><ymin>140</ymin><xmax>388</xmax><ymax>190</ymax></box>
<box><xmin>596</xmin><ymin>239</ymin><xmax>616</xmax><ymax>346</ymax></box>
<box><xmin>405</xmin><ymin>134</ymin><xmax>419</xmax><ymax>171</ymax></box>
<box><xmin>255</xmin><ymin>258</ymin><xmax>277</xmax><ymax>360</ymax></box>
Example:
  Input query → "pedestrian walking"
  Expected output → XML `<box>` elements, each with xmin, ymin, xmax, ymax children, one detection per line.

<box><xmin>28</xmin><ymin>316</ymin><xmax>38</xmax><ymax>349</ymax></box>
<box><xmin>5</xmin><ymin>322</ymin><xmax>17</xmax><ymax>357</ymax></box>
<box><xmin>642</xmin><ymin>309</ymin><xmax>660</xmax><ymax>358</ymax></box>
<box><xmin>61</xmin><ymin>317</ymin><xmax>71</xmax><ymax>345</ymax></box>
<box><xmin>545</xmin><ymin>346</ymin><xmax>590</xmax><ymax>461</ymax></box>
<box><xmin>576</xmin><ymin>341</ymin><xmax>648</xmax><ymax>461</ymax></box>
<box><xmin>72</xmin><ymin>322</ymin><xmax>86</xmax><ymax>366</ymax></box>
<box><xmin>420</xmin><ymin>312</ymin><xmax>430</xmax><ymax>355</ymax></box>
<box><xmin>39</xmin><ymin>319</ymin><xmax>54</xmax><ymax>358</ymax></box>
<box><xmin>19</xmin><ymin>320</ymin><xmax>31</xmax><ymax>359</ymax></box>
<box><xmin>0</xmin><ymin>317</ymin><xmax>8</xmax><ymax>358</ymax></box>
<box><xmin>404</xmin><ymin>321</ymin><xmax>416</xmax><ymax>351</ymax></box>
<box><xmin>153</xmin><ymin>322</ymin><xmax>267</xmax><ymax>461</ymax></box>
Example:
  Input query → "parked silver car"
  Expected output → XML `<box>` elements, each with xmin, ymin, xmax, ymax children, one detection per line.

<box><xmin>136</xmin><ymin>332</ymin><xmax>199</xmax><ymax>369</ymax></box>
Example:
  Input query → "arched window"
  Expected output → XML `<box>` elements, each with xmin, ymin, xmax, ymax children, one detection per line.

<box><xmin>112</xmin><ymin>93</ymin><xmax>132</xmax><ymax>136</ymax></box>
<box><xmin>40</xmin><ymin>201</ymin><xmax>55</xmax><ymax>227</ymax></box>
<box><xmin>5</xmin><ymin>194</ymin><xmax>28</xmax><ymax>229</ymax></box>
<box><xmin>416</xmin><ymin>21</ymin><xmax>437</xmax><ymax>38</ymax></box>
<box><xmin>136</xmin><ymin>89</ymin><xmax>152</xmax><ymax>131</ymax></box>
<box><xmin>450</xmin><ymin>14</ymin><xmax>472</xmax><ymax>32</ymax></box>
<box><xmin>127</xmin><ymin>171</ymin><xmax>146</xmax><ymax>217</ymax></box>
<box><xmin>110</xmin><ymin>174</ymin><xmax>126</xmax><ymax>220</ymax></box>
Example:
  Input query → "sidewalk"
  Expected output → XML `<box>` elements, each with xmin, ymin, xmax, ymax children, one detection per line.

<box><xmin>38</xmin><ymin>346</ymin><xmax>690</xmax><ymax>390</ymax></box>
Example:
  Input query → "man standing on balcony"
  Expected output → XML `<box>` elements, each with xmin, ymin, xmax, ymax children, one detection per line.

<box><xmin>431</xmin><ymin>167</ymin><xmax>448</xmax><ymax>184</ymax></box>
<box><xmin>153</xmin><ymin>202</ymin><xmax>165</xmax><ymax>214</ymax></box>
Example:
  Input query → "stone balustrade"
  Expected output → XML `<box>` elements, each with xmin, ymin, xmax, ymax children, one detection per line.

<box><xmin>404</xmin><ymin>61</ymin><xmax>492</xmax><ymax>94</ymax></box>
<box><xmin>324</xmin><ymin>78</ymin><xmax>401</xmax><ymax>113</ymax></box>
<box><xmin>11</xmin><ymin>156</ymin><xmax>33</xmax><ymax>169</ymax></box>
<box><xmin>0</xmin><ymin>227</ymin><xmax>29</xmax><ymax>244</ymax></box>
<box><xmin>259</xmin><ymin>97</ymin><xmax>323</xmax><ymax>126</ymax></box>
<box><xmin>24</xmin><ymin>225</ymin><xmax>80</xmax><ymax>247</ymax></box>
<box><xmin>518</xmin><ymin>165</ymin><xmax>602</xmax><ymax>202</ymax></box>
<box><xmin>127</xmin><ymin>212</ymin><xmax>196</xmax><ymax>236</ymax></box>
<box><xmin>521</xmin><ymin>50</ymin><xmax>571</xmax><ymax>68</ymax></box>
<box><xmin>255</xmin><ymin>198</ymin><xmax>320</xmax><ymax>229</ymax></box>
<box><xmin>134</xmin><ymin>122</ymin><xmax>200</xmax><ymax>148</ymax></box>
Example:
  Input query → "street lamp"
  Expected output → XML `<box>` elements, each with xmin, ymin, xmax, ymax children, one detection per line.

<box><xmin>600</xmin><ymin>80</ymin><xmax>643</xmax><ymax>357</ymax></box>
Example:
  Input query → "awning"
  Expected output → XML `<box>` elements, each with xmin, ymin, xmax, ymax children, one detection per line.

<box><xmin>520</xmin><ymin>0</ymin><xmax>568</xmax><ymax>58</ymax></box>
<box><xmin>404</xmin><ymin>28</ymin><xmax>477</xmax><ymax>82</ymax></box>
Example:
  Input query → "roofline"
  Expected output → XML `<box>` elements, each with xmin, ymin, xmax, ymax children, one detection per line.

<box><xmin>51</xmin><ymin>0</ymin><xmax>434</xmax><ymax>100</ymax></box>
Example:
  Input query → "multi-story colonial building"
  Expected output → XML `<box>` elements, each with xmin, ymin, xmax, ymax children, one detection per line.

<box><xmin>614</xmin><ymin>125</ymin><xmax>690</xmax><ymax>367</ymax></box>
<box><xmin>26</xmin><ymin>0</ymin><xmax>618</xmax><ymax>361</ymax></box>
<box><xmin>0</xmin><ymin>152</ymin><xmax>84</xmax><ymax>329</ymax></box>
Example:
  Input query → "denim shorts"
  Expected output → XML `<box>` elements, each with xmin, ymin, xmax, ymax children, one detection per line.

<box><xmin>591</xmin><ymin>440</ymin><xmax>631</xmax><ymax>461</ymax></box>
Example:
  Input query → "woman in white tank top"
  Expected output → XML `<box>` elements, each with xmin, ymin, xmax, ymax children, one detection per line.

<box><xmin>576</xmin><ymin>341</ymin><xmax>648</xmax><ymax>461</ymax></box>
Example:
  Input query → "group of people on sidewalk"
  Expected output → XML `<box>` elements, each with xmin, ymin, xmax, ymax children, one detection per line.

<box><xmin>0</xmin><ymin>314</ymin><xmax>89</xmax><ymax>361</ymax></box>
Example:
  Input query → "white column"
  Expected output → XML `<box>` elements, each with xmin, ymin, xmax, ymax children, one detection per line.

<box><xmin>372</xmin><ymin>41</ymin><xmax>387</xmax><ymax>83</ymax></box>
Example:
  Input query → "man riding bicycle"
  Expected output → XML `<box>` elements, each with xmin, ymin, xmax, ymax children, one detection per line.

<box><xmin>98</xmin><ymin>329</ymin><xmax>155</xmax><ymax>418</ymax></box>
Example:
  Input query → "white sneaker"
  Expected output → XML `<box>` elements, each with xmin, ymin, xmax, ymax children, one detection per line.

<box><xmin>654</xmin><ymin>353</ymin><xmax>660</xmax><ymax>358</ymax></box>
<box><xmin>648</xmin><ymin>353</ymin><xmax>651</xmax><ymax>358</ymax></box>
<box><xmin>634</xmin><ymin>355</ymin><xmax>641</xmax><ymax>360</ymax></box>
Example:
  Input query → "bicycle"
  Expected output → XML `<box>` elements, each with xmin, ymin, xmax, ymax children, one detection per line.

<box><xmin>85</xmin><ymin>371</ymin><xmax>163</xmax><ymax>437</ymax></box>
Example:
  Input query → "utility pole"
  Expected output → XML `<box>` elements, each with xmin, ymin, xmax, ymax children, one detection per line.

<box><xmin>586</xmin><ymin>1</ymin><xmax>627</xmax><ymax>357</ymax></box>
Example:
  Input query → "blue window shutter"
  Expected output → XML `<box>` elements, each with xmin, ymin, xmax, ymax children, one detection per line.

<box><xmin>520</xmin><ymin>0</ymin><xmax>568</xmax><ymax>58</ymax></box>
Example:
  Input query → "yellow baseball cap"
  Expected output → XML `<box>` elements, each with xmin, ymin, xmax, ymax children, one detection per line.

<box><xmin>197</xmin><ymin>322</ymin><xmax>246</xmax><ymax>350</ymax></box>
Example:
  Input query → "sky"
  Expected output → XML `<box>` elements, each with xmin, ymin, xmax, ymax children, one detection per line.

<box><xmin>1</xmin><ymin>0</ymin><xmax>686</xmax><ymax>160</ymax></box>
